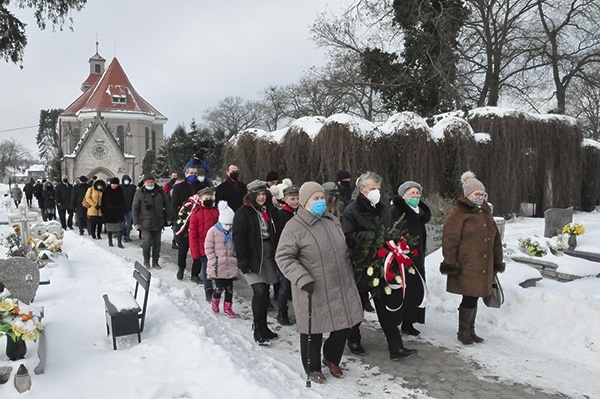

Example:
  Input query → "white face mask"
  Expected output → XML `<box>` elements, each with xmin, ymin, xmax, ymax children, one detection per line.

<box><xmin>366</xmin><ymin>189</ymin><xmax>381</xmax><ymax>206</ymax></box>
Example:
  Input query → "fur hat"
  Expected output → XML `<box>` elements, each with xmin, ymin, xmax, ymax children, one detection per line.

<box><xmin>247</xmin><ymin>179</ymin><xmax>268</xmax><ymax>193</ymax></box>
<box><xmin>79</xmin><ymin>175</ymin><xmax>88</xmax><ymax>183</ymax></box>
<box><xmin>397</xmin><ymin>181</ymin><xmax>423</xmax><ymax>196</ymax></box>
<box><xmin>218</xmin><ymin>201</ymin><xmax>235</xmax><ymax>225</ymax></box>
<box><xmin>461</xmin><ymin>171</ymin><xmax>485</xmax><ymax>197</ymax></box>
<box><xmin>299</xmin><ymin>182</ymin><xmax>325</xmax><ymax>206</ymax></box>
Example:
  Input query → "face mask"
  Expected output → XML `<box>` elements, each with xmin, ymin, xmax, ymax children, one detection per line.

<box><xmin>145</xmin><ymin>185</ymin><xmax>155</xmax><ymax>191</ymax></box>
<box><xmin>96</xmin><ymin>185</ymin><xmax>104</xmax><ymax>191</ymax></box>
<box><xmin>221</xmin><ymin>223</ymin><xmax>232</xmax><ymax>230</ymax></box>
<box><xmin>406</xmin><ymin>198</ymin><xmax>420</xmax><ymax>207</ymax></box>
<box><xmin>123</xmin><ymin>180</ymin><xmax>130</xmax><ymax>185</ymax></box>
<box><xmin>62</xmin><ymin>179</ymin><xmax>68</xmax><ymax>183</ymax></box>
<box><xmin>340</xmin><ymin>181</ymin><xmax>350</xmax><ymax>188</ymax></box>
<box><xmin>309</xmin><ymin>199</ymin><xmax>327</xmax><ymax>217</ymax></box>
<box><xmin>198</xmin><ymin>176</ymin><xmax>205</xmax><ymax>183</ymax></box>
<box><xmin>186</xmin><ymin>175</ymin><xmax>197</xmax><ymax>183</ymax></box>
<box><xmin>229</xmin><ymin>171</ymin><xmax>239</xmax><ymax>180</ymax></box>
<box><xmin>202</xmin><ymin>199</ymin><xmax>214</xmax><ymax>207</ymax></box>
<box><xmin>471</xmin><ymin>198</ymin><xmax>484</xmax><ymax>206</ymax></box>
<box><xmin>366</xmin><ymin>189</ymin><xmax>381</xmax><ymax>206</ymax></box>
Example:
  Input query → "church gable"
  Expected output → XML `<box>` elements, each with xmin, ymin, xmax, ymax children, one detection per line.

<box><xmin>74</xmin><ymin>116</ymin><xmax>126</xmax><ymax>165</ymax></box>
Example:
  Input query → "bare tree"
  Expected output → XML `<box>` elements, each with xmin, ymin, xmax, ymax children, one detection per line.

<box><xmin>568</xmin><ymin>72</ymin><xmax>600</xmax><ymax>139</ymax></box>
<box><xmin>534</xmin><ymin>0</ymin><xmax>600</xmax><ymax>114</ymax></box>
<box><xmin>203</xmin><ymin>96</ymin><xmax>266</xmax><ymax>138</ymax></box>
<box><xmin>0</xmin><ymin>139</ymin><xmax>32</xmax><ymax>181</ymax></box>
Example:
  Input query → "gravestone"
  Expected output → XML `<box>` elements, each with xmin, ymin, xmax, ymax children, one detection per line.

<box><xmin>544</xmin><ymin>207</ymin><xmax>573</xmax><ymax>238</ymax></box>
<box><xmin>494</xmin><ymin>217</ymin><xmax>506</xmax><ymax>240</ymax></box>
<box><xmin>30</xmin><ymin>220</ymin><xmax>64</xmax><ymax>241</ymax></box>
<box><xmin>425</xmin><ymin>225</ymin><xmax>444</xmax><ymax>256</ymax></box>
<box><xmin>0</xmin><ymin>257</ymin><xmax>40</xmax><ymax>304</ymax></box>
<box><xmin>6</xmin><ymin>204</ymin><xmax>40</xmax><ymax>253</ymax></box>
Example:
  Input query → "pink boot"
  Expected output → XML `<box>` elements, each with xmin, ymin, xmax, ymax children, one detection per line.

<box><xmin>223</xmin><ymin>301</ymin><xmax>236</xmax><ymax>318</ymax></box>
<box><xmin>211</xmin><ymin>296</ymin><xmax>220</xmax><ymax>313</ymax></box>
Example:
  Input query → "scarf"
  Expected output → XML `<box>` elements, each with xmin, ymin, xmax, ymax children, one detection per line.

<box><xmin>244</xmin><ymin>203</ymin><xmax>271</xmax><ymax>222</ymax></box>
<box><xmin>215</xmin><ymin>222</ymin><xmax>234</xmax><ymax>246</ymax></box>
<box><xmin>282</xmin><ymin>204</ymin><xmax>297</xmax><ymax>215</ymax></box>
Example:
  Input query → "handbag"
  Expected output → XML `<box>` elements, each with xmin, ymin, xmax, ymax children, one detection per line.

<box><xmin>483</xmin><ymin>273</ymin><xmax>504</xmax><ymax>308</ymax></box>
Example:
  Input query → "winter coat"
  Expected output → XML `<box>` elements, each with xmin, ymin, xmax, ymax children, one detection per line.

<box><xmin>82</xmin><ymin>179</ymin><xmax>106</xmax><ymax>217</ymax></box>
<box><xmin>55</xmin><ymin>182</ymin><xmax>73</xmax><ymax>211</ymax></box>
<box><xmin>71</xmin><ymin>183</ymin><xmax>90</xmax><ymax>218</ymax></box>
<box><xmin>132</xmin><ymin>185</ymin><xmax>172</xmax><ymax>231</ymax></box>
<box><xmin>101</xmin><ymin>185</ymin><xmax>126</xmax><ymax>223</ymax></box>
<box><xmin>171</xmin><ymin>180</ymin><xmax>208</xmax><ymax>229</ymax></box>
<box><xmin>216</xmin><ymin>177</ymin><xmax>247</xmax><ymax>212</ymax></box>
<box><xmin>188</xmin><ymin>204</ymin><xmax>219</xmax><ymax>260</ymax></box>
<box><xmin>381</xmin><ymin>196</ymin><xmax>432</xmax><ymax>324</ymax></box>
<box><xmin>440</xmin><ymin>196</ymin><xmax>505</xmax><ymax>298</ymax></box>
<box><xmin>33</xmin><ymin>182</ymin><xmax>44</xmax><ymax>202</ymax></box>
<box><xmin>275</xmin><ymin>206</ymin><xmax>363</xmax><ymax>335</ymax></box>
<box><xmin>23</xmin><ymin>182</ymin><xmax>34</xmax><ymax>199</ymax></box>
<box><xmin>121</xmin><ymin>175</ymin><xmax>137</xmax><ymax>213</ymax></box>
<box><xmin>342</xmin><ymin>194</ymin><xmax>386</xmax><ymax>259</ymax></box>
<box><xmin>205</xmin><ymin>224</ymin><xmax>238</xmax><ymax>279</ymax></box>
<box><xmin>232</xmin><ymin>202</ymin><xmax>280</xmax><ymax>274</ymax></box>
<box><xmin>11</xmin><ymin>186</ymin><xmax>22</xmax><ymax>201</ymax></box>
<box><xmin>42</xmin><ymin>184</ymin><xmax>56</xmax><ymax>209</ymax></box>
<box><xmin>276</xmin><ymin>204</ymin><xmax>296</xmax><ymax>233</ymax></box>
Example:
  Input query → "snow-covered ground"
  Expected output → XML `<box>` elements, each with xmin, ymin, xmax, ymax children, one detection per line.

<box><xmin>0</xmin><ymin>189</ymin><xmax>599</xmax><ymax>398</ymax></box>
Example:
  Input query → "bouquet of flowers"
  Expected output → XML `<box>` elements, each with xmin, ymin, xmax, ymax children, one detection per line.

<box><xmin>562</xmin><ymin>222</ymin><xmax>585</xmax><ymax>236</ymax></box>
<box><xmin>0</xmin><ymin>294</ymin><xmax>44</xmax><ymax>342</ymax></box>
<box><xmin>352</xmin><ymin>218</ymin><xmax>420</xmax><ymax>301</ymax></box>
<box><xmin>518</xmin><ymin>237</ymin><xmax>547</xmax><ymax>257</ymax></box>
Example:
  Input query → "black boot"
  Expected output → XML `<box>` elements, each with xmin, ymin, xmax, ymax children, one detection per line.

<box><xmin>458</xmin><ymin>307</ymin><xmax>475</xmax><ymax>345</ymax></box>
<box><xmin>108</xmin><ymin>232</ymin><xmax>114</xmax><ymax>247</ymax></box>
<box><xmin>277</xmin><ymin>309</ymin><xmax>292</xmax><ymax>326</ymax></box>
<box><xmin>205</xmin><ymin>288</ymin><xmax>213</xmax><ymax>303</ymax></box>
<box><xmin>390</xmin><ymin>347</ymin><xmax>418</xmax><ymax>360</ymax></box>
<box><xmin>176</xmin><ymin>267</ymin><xmax>184</xmax><ymax>280</ymax></box>
<box><xmin>470</xmin><ymin>306</ymin><xmax>484</xmax><ymax>343</ymax></box>
<box><xmin>116</xmin><ymin>231</ymin><xmax>124</xmax><ymax>248</ymax></box>
<box><xmin>191</xmin><ymin>260</ymin><xmax>201</xmax><ymax>283</ymax></box>
<box><xmin>253</xmin><ymin>322</ymin><xmax>271</xmax><ymax>346</ymax></box>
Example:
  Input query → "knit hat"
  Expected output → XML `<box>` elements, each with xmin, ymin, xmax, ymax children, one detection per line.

<box><xmin>265</xmin><ymin>170</ymin><xmax>279</xmax><ymax>182</ymax></box>
<box><xmin>299</xmin><ymin>182</ymin><xmax>325</xmax><ymax>206</ymax></box>
<box><xmin>218</xmin><ymin>201</ymin><xmax>235</xmax><ymax>225</ymax></box>
<box><xmin>109</xmin><ymin>177</ymin><xmax>120</xmax><ymax>185</ymax></box>
<box><xmin>336</xmin><ymin>169</ymin><xmax>351</xmax><ymax>182</ymax></box>
<box><xmin>197</xmin><ymin>186</ymin><xmax>215</xmax><ymax>196</ymax></box>
<box><xmin>461</xmin><ymin>171</ymin><xmax>485</xmax><ymax>197</ymax></box>
<box><xmin>79</xmin><ymin>175</ymin><xmax>89</xmax><ymax>183</ymax></box>
<box><xmin>143</xmin><ymin>174</ymin><xmax>155</xmax><ymax>182</ymax></box>
<box><xmin>322</xmin><ymin>182</ymin><xmax>339</xmax><ymax>195</ymax></box>
<box><xmin>397</xmin><ymin>181</ymin><xmax>423</xmax><ymax>196</ymax></box>
<box><xmin>247</xmin><ymin>179</ymin><xmax>268</xmax><ymax>193</ymax></box>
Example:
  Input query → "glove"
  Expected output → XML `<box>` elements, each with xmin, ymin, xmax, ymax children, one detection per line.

<box><xmin>95</xmin><ymin>204</ymin><xmax>101</xmax><ymax>210</ymax></box>
<box><xmin>301</xmin><ymin>281</ymin><xmax>315</xmax><ymax>295</ymax></box>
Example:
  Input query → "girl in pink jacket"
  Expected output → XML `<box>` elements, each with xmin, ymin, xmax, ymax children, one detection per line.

<box><xmin>205</xmin><ymin>201</ymin><xmax>239</xmax><ymax>317</ymax></box>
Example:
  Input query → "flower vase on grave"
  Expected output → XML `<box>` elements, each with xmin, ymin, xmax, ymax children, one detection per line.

<box><xmin>5</xmin><ymin>336</ymin><xmax>27</xmax><ymax>361</ymax></box>
<box><xmin>568</xmin><ymin>234</ymin><xmax>577</xmax><ymax>250</ymax></box>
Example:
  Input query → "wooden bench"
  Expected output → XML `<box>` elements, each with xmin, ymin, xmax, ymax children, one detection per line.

<box><xmin>103</xmin><ymin>261</ymin><xmax>151</xmax><ymax>350</ymax></box>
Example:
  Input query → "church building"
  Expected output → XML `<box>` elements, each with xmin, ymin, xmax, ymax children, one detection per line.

<box><xmin>58</xmin><ymin>46</ymin><xmax>167</xmax><ymax>182</ymax></box>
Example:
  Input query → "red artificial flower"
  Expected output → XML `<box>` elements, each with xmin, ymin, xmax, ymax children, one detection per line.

<box><xmin>377</xmin><ymin>247</ymin><xmax>388</xmax><ymax>258</ymax></box>
<box><xmin>412</xmin><ymin>249</ymin><xmax>419</xmax><ymax>257</ymax></box>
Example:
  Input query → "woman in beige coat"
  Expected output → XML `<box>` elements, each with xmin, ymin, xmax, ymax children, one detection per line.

<box><xmin>275</xmin><ymin>182</ymin><xmax>363</xmax><ymax>384</ymax></box>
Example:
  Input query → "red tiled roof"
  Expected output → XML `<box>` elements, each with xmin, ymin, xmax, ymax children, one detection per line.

<box><xmin>61</xmin><ymin>57</ymin><xmax>166</xmax><ymax>120</ymax></box>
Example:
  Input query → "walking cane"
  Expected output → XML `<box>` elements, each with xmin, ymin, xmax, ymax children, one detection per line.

<box><xmin>306</xmin><ymin>292</ymin><xmax>313</xmax><ymax>388</ymax></box>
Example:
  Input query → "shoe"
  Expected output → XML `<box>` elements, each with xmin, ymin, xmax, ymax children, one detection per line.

<box><xmin>401</xmin><ymin>324</ymin><xmax>421</xmax><ymax>336</ymax></box>
<box><xmin>176</xmin><ymin>268</ymin><xmax>184</xmax><ymax>280</ymax></box>
<box><xmin>253</xmin><ymin>323</ymin><xmax>271</xmax><ymax>346</ymax></box>
<box><xmin>143</xmin><ymin>260</ymin><xmax>151</xmax><ymax>269</ymax></box>
<box><xmin>124</xmin><ymin>237</ymin><xmax>132</xmax><ymax>242</ymax></box>
<box><xmin>190</xmin><ymin>276</ymin><xmax>202</xmax><ymax>284</ymax></box>
<box><xmin>223</xmin><ymin>302</ymin><xmax>236</xmax><ymax>318</ymax></box>
<box><xmin>79</xmin><ymin>231</ymin><xmax>84</xmax><ymax>236</ymax></box>
<box><xmin>322</xmin><ymin>358</ymin><xmax>343</xmax><ymax>378</ymax></box>
<box><xmin>308</xmin><ymin>371</ymin><xmax>326</xmax><ymax>384</ymax></box>
<box><xmin>263</xmin><ymin>325</ymin><xmax>278</xmax><ymax>340</ymax></box>
<box><xmin>152</xmin><ymin>262</ymin><xmax>161</xmax><ymax>270</ymax></box>
<box><xmin>363</xmin><ymin>298</ymin><xmax>375</xmax><ymax>313</ymax></box>
<box><xmin>117</xmin><ymin>243</ymin><xmax>124</xmax><ymax>249</ymax></box>
<box><xmin>171</xmin><ymin>241</ymin><xmax>178</xmax><ymax>250</ymax></box>
<box><xmin>277</xmin><ymin>309</ymin><xmax>292</xmax><ymax>326</ymax></box>
<box><xmin>97</xmin><ymin>235</ymin><xmax>102</xmax><ymax>240</ymax></box>
<box><xmin>108</xmin><ymin>241</ymin><xmax>114</xmax><ymax>247</ymax></box>
<box><xmin>347</xmin><ymin>341</ymin><xmax>365</xmax><ymax>355</ymax></box>
<box><xmin>211</xmin><ymin>296</ymin><xmax>220</xmax><ymax>313</ymax></box>
<box><xmin>205</xmin><ymin>289</ymin><xmax>213</xmax><ymax>303</ymax></box>
<box><xmin>390</xmin><ymin>347</ymin><xmax>418</xmax><ymax>360</ymax></box>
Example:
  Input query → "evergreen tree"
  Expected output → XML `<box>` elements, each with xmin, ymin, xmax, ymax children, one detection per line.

<box><xmin>36</xmin><ymin>108</ymin><xmax>63</xmax><ymax>169</ymax></box>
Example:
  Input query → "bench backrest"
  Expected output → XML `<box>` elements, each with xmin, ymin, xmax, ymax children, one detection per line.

<box><xmin>133</xmin><ymin>261</ymin><xmax>151</xmax><ymax>332</ymax></box>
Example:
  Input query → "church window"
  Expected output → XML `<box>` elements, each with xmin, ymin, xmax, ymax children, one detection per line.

<box><xmin>116</xmin><ymin>125</ymin><xmax>125</xmax><ymax>152</ymax></box>
<box><xmin>145</xmin><ymin>127</ymin><xmax>150</xmax><ymax>150</ymax></box>
<box><xmin>151</xmin><ymin>130</ymin><xmax>156</xmax><ymax>152</ymax></box>
<box><xmin>94</xmin><ymin>64</ymin><xmax>101</xmax><ymax>73</ymax></box>
<box><xmin>112</xmin><ymin>95</ymin><xmax>126</xmax><ymax>104</ymax></box>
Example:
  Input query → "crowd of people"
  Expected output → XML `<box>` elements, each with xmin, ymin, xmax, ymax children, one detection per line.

<box><xmin>12</xmin><ymin>157</ymin><xmax>504</xmax><ymax>385</ymax></box>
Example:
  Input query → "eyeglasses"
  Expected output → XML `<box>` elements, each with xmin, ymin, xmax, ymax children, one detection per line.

<box><xmin>472</xmin><ymin>192</ymin><xmax>487</xmax><ymax>199</ymax></box>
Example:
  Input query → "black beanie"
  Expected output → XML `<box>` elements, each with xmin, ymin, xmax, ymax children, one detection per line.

<box><xmin>265</xmin><ymin>170</ymin><xmax>279</xmax><ymax>182</ymax></box>
<box><xmin>336</xmin><ymin>169</ymin><xmax>351</xmax><ymax>181</ymax></box>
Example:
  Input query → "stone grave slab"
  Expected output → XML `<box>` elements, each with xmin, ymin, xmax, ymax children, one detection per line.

<box><xmin>544</xmin><ymin>207</ymin><xmax>573</xmax><ymax>238</ymax></box>
<box><xmin>425</xmin><ymin>224</ymin><xmax>443</xmax><ymax>256</ymax></box>
<box><xmin>563</xmin><ymin>249</ymin><xmax>600</xmax><ymax>263</ymax></box>
<box><xmin>510</xmin><ymin>255</ymin><xmax>580</xmax><ymax>282</ymax></box>
<box><xmin>0</xmin><ymin>257</ymin><xmax>40</xmax><ymax>304</ymax></box>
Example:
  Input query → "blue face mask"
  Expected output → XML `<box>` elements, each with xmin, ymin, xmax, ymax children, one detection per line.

<box><xmin>471</xmin><ymin>198</ymin><xmax>484</xmax><ymax>206</ymax></box>
<box><xmin>186</xmin><ymin>175</ymin><xmax>197</xmax><ymax>183</ymax></box>
<box><xmin>406</xmin><ymin>198</ymin><xmax>420</xmax><ymax>207</ymax></box>
<box><xmin>309</xmin><ymin>199</ymin><xmax>327</xmax><ymax>217</ymax></box>
<box><xmin>145</xmin><ymin>185</ymin><xmax>155</xmax><ymax>191</ymax></box>
<box><xmin>198</xmin><ymin>176</ymin><xmax>205</xmax><ymax>183</ymax></box>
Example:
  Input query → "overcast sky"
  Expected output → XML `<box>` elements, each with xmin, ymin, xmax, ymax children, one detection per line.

<box><xmin>0</xmin><ymin>0</ymin><xmax>346</xmax><ymax>159</ymax></box>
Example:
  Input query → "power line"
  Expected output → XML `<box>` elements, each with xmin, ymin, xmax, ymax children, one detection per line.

<box><xmin>0</xmin><ymin>125</ymin><xmax>39</xmax><ymax>133</ymax></box>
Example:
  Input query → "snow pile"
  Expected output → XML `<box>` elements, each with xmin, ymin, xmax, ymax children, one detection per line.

<box><xmin>379</xmin><ymin>112</ymin><xmax>430</xmax><ymax>136</ymax></box>
<box><xmin>324</xmin><ymin>113</ymin><xmax>377</xmax><ymax>137</ymax></box>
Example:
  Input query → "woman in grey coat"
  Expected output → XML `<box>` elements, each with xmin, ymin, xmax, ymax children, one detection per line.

<box><xmin>276</xmin><ymin>182</ymin><xmax>363</xmax><ymax>384</ymax></box>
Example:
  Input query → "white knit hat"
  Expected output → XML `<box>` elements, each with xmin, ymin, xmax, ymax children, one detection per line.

<box><xmin>218</xmin><ymin>200</ymin><xmax>235</xmax><ymax>225</ymax></box>
<box><xmin>461</xmin><ymin>171</ymin><xmax>485</xmax><ymax>197</ymax></box>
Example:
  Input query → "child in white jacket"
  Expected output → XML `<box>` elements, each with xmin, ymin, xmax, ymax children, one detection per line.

<box><xmin>204</xmin><ymin>201</ymin><xmax>239</xmax><ymax>317</ymax></box>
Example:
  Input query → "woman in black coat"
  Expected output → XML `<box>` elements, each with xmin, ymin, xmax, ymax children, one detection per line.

<box><xmin>232</xmin><ymin>180</ymin><xmax>280</xmax><ymax>345</ymax></box>
<box><xmin>70</xmin><ymin>176</ymin><xmax>91</xmax><ymax>235</ymax></box>
<box><xmin>381</xmin><ymin>181</ymin><xmax>431</xmax><ymax>336</ymax></box>
<box><xmin>42</xmin><ymin>182</ymin><xmax>57</xmax><ymax>220</ymax></box>
<box><xmin>101</xmin><ymin>177</ymin><xmax>126</xmax><ymax>248</ymax></box>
